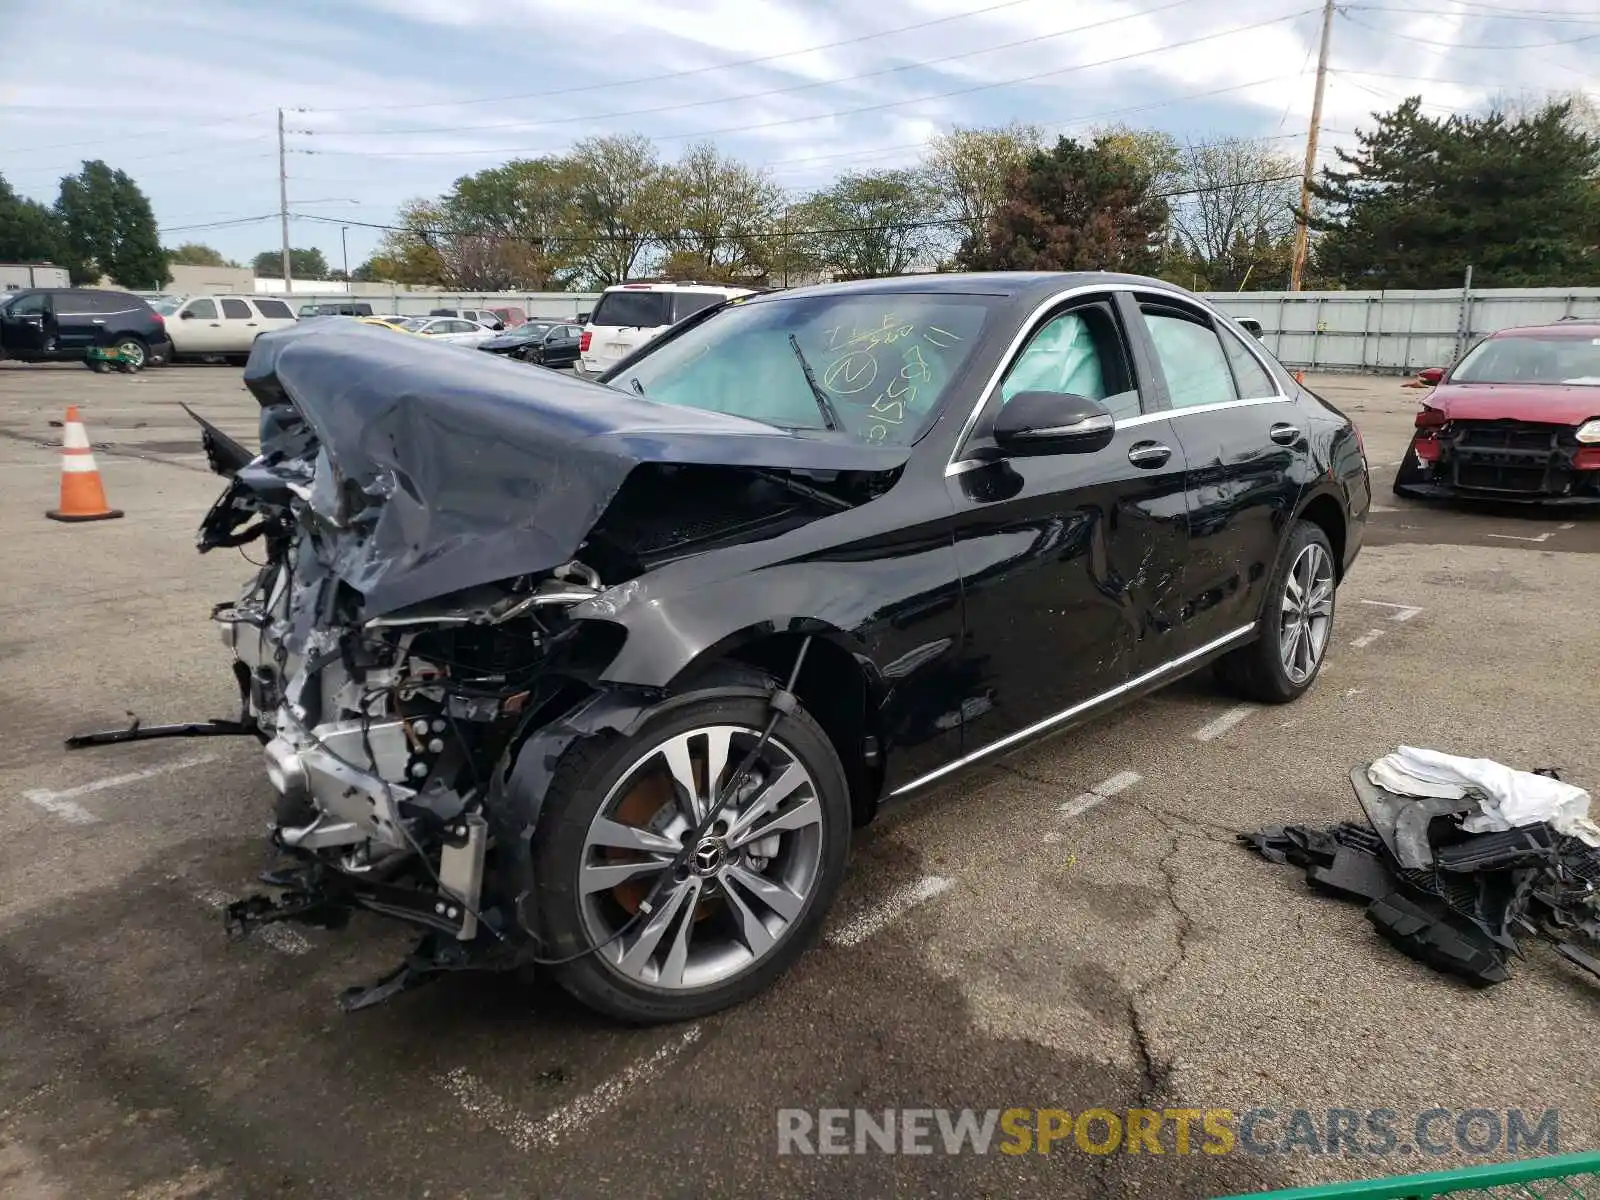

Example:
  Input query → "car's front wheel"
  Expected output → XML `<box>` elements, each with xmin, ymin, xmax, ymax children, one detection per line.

<box><xmin>531</xmin><ymin>687</ymin><xmax>850</xmax><ymax>1023</ymax></box>
<box><xmin>1215</xmin><ymin>520</ymin><xmax>1336</xmax><ymax>704</ymax></box>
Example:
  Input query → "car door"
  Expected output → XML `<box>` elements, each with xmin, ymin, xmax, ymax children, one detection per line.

<box><xmin>219</xmin><ymin>297</ymin><xmax>258</xmax><ymax>352</ymax></box>
<box><xmin>945</xmin><ymin>294</ymin><xmax>1190</xmax><ymax>755</ymax></box>
<box><xmin>558</xmin><ymin>325</ymin><xmax>583</xmax><ymax>364</ymax></box>
<box><xmin>1126</xmin><ymin>291</ymin><xmax>1306</xmax><ymax>657</ymax></box>
<box><xmin>1</xmin><ymin>292</ymin><xmax>50</xmax><ymax>355</ymax></box>
<box><xmin>51</xmin><ymin>291</ymin><xmax>101</xmax><ymax>355</ymax></box>
<box><xmin>176</xmin><ymin>297</ymin><xmax>224</xmax><ymax>353</ymax></box>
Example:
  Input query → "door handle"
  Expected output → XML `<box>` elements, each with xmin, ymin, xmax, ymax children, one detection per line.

<box><xmin>1270</xmin><ymin>423</ymin><xmax>1302</xmax><ymax>445</ymax></box>
<box><xmin>91</xmin><ymin>318</ymin><xmax>106</xmax><ymax>324</ymax></box>
<box><xmin>1128</xmin><ymin>441</ymin><xmax>1172</xmax><ymax>468</ymax></box>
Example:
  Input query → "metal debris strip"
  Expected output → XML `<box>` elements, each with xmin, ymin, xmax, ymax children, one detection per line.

<box><xmin>1215</xmin><ymin>1149</ymin><xmax>1600</xmax><ymax>1199</ymax></box>
<box><xmin>1240</xmin><ymin>765</ymin><xmax>1600</xmax><ymax>989</ymax></box>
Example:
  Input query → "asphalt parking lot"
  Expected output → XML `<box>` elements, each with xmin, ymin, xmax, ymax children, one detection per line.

<box><xmin>2</xmin><ymin>361</ymin><xmax>1597</xmax><ymax>1199</ymax></box>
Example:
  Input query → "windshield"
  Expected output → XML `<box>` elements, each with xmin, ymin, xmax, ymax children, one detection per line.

<box><xmin>512</xmin><ymin>323</ymin><xmax>552</xmax><ymax>339</ymax></box>
<box><xmin>151</xmin><ymin>299</ymin><xmax>183</xmax><ymax>315</ymax></box>
<box><xmin>400</xmin><ymin>318</ymin><xmax>429</xmax><ymax>331</ymax></box>
<box><xmin>1452</xmin><ymin>335</ymin><xmax>1600</xmax><ymax>386</ymax></box>
<box><xmin>614</xmin><ymin>292</ymin><xmax>994</xmax><ymax>445</ymax></box>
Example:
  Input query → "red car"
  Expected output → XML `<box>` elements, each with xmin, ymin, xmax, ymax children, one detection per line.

<box><xmin>1395</xmin><ymin>318</ymin><xmax>1600</xmax><ymax>504</ymax></box>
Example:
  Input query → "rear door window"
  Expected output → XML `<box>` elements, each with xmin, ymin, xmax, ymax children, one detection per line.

<box><xmin>1218</xmin><ymin>327</ymin><xmax>1278</xmax><ymax>399</ymax></box>
<box><xmin>221</xmin><ymin>298</ymin><xmax>252</xmax><ymax>319</ymax></box>
<box><xmin>589</xmin><ymin>290</ymin><xmax>673</xmax><ymax>328</ymax></box>
<box><xmin>672</xmin><ymin>291</ymin><xmax>725</xmax><ymax>322</ymax></box>
<box><xmin>1139</xmin><ymin>304</ymin><xmax>1239</xmax><ymax>410</ymax></box>
<box><xmin>254</xmin><ymin>299</ymin><xmax>293</xmax><ymax>319</ymax></box>
<box><xmin>185</xmin><ymin>298</ymin><xmax>219</xmax><ymax>320</ymax></box>
<box><xmin>90</xmin><ymin>292</ymin><xmax>140</xmax><ymax>314</ymax></box>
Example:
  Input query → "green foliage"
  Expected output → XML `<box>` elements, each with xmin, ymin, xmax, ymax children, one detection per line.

<box><xmin>0</xmin><ymin>174</ymin><xmax>64</xmax><ymax>263</ymax></box>
<box><xmin>961</xmin><ymin>136</ymin><xmax>1168</xmax><ymax>273</ymax></box>
<box><xmin>1311</xmin><ymin>96</ymin><xmax>1600</xmax><ymax>288</ymax></box>
<box><xmin>794</xmin><ymin>170</ymin><xmax>940</xmax><ymax>280</ymax></box>
<box><xmin>54</xmin><ymin>160</ymin><xmax>166</xmax><ymax>288</ymax></box>
<box><xmin>166</xmin><ymin>242</ymin><xmax>235</xmax><ymax>268</ymax></box>
<box><xmin>251</xmin><ymin>247</ymin><xmax>330</xmax><ymax>278</ymax></box>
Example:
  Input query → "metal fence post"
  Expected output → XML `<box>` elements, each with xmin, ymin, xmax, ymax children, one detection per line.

<box><xmin>1453</xmin><ymin>265</ymin><xmax>1474</xmax><ymax>362</ymax></box>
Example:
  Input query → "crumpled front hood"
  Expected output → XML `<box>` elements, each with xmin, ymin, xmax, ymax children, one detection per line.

<box><xmin>1430</xmin><ymin>384</ymin><xmax>1600</xmax><ymax>427</ymax></box>
<box><xmin>239</xmin><ymin>320</ymin><xmax>908</xmax><ymax>616</ymax></box>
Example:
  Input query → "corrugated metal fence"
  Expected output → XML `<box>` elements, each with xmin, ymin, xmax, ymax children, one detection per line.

<box><xmin>1203</xmin><ymin>286</ymin><xmax>1600</xmax><ymax>374</ymax></box>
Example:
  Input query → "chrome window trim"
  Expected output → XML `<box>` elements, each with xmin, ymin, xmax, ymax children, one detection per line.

<box><xmin>944</xmin><ymin>281</ymin><xmax>1288</xmax><ymax>477</ymax></box>
<box><xmin>888</xmin><ymin>622</ymin><xmax>1256</xmax><ymax>797</ymax></box>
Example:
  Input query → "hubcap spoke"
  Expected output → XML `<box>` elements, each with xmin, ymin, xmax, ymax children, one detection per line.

<box><xmin>724</xmin><ymin>863</ymin><xmax>805</xmax><ymax>921</ymax></box>
<box><xmin>728</xmin><ymin>794</ymin><xmax>821</xmax><ymax>850</ymax></box>
<box><xmin>586</xmin><ymin>817</ymin><xmax>683</xmax><ymax>857</ymax></box>
<box><xmin>657</xmin><ymin>877</ymin><xmax>703</xmax><ymax>988</ymax></box>
<box><xmin>617</xmin><ymin>877</ymin><xmax>697</xmax><ymax>975</ymax></box>
<box><xmin>1281</xmin><ymin>544</ymin><xmax>1335</xmax><ymax>683</ymax></box>
<box><xmin>701</xmin><ymin>726</ymin><xmax>735</xmax><ymax>808</ymax></box>
<box><xmin>723</xmin><ymin>762</ymin><xmax>807</xmax><ymax>845</ymax></box>
<box><xmin>580</xmin><ymin>856</ymin><xmax>673</xmax><ymax>895</ymax></box>
<box><xmin>660</xmin><ymin>735</ymin><xmax>704</xmax><ymax>822</ymax></box>
<box><xmin>721</xmin><ymin>875</ymin><xmax>777</xmax><ymax>958</ymax></box>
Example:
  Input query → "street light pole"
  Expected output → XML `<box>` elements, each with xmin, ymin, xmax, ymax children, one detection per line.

<box><xmin>341</xmin><ymin>226</ymin><xmax>350</xmax><ymax>280</ymax></box>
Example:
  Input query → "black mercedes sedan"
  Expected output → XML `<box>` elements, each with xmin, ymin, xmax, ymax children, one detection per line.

<box><xmin>477</xmin><ymin>319</ymin><xmax>583</xmax><ymax>366</ymax></box>
<box><xmin>173</xmin><ymin>271</ymin><xmax>1368</xmax><ymax>1024</ymax></box>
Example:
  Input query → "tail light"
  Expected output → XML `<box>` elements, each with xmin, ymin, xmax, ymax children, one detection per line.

<box><xmin>579</xmin><ymin>331</ymin><xmax>591</xmax><ymax>352</ymax></box>
<box><xmin>1415</xmin><ymin>405</ymin><xmax>1448</xmax><ymax>430</ymax></box>
<box><xmin>150</xmin><ymin>311</ymin><xmax>165</xmax><ymax>327</ymax></box>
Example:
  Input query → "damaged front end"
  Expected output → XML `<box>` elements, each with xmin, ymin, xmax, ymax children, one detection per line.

<box><xmin>131</xmin><ymin>321</ymin><xmax>906</xmax><ymax>1009</ymax></box>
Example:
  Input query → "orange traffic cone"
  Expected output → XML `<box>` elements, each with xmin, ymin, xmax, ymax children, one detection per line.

<box><xmin>46</xmin><ymin>406</ymin><xmax>123</xmax><ymax>523</ymax></box>
<box><xmin>1293</xmin><ymin>370</ymin><xmax>1306</xmax><ymax>384</ymax></box>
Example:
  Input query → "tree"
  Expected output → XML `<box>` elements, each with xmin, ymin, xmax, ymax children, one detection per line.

<box><xmin>655</xmin><ymin>142</ymin><xmax>784</xmax><ymax>282</ymax></box>
<box><xmin>55</xmin><ymin>160</ymin><xmax>166</xmax><ymax>288</ymax></box>
<box><xmin>0</xmin><ymin>173</ymin><xmax>63</xmax><ymax>263</ymax></box>
<box><xmin>1093</xmin><ymin>124</ymin><xmax>1183</xmax><ymax>194</ymax></box>
<box><xmin>923</xmin><ymin>124</ymin><xmax>1043</xmax><ymax>263</ymax></box>
<box><xmin>369</xmin><ymin>199</ymin><xmax>450</xmax><ymax>286</ymax></box>
<box><xmin>796</xmin><ymin>170</ymin><xmax>940</xmax><ymax>280</ymax></box>
<box><xmin>438</xmin><ymin>157</ymin><xmax>580</xmax><ymax>289</ymax></box>
<box><xmin>251</xmin><ymin>247</ymin><xmax>330</xmax><ymax>278</ymax></box>
<box><xmin>1310</xmin><ymin>97</ymin><xmax>1600</xmax><ymax>288</ymax></box>
<box><xmin>960</xmin><ymin>135</ymin><xmax>1168</xmax><ymax>273</ymax></box>
<box><xmin>563</xmin><ymin>135</ymin><xmax>671</xmax><ymax>285</ymax></box>
<box><xmin>1168</xmin><ymin>137</ymin><xmax>1299</xmax><ymax>290</ymax></box>
<box><xmin>166</xmin><ymin>242</ymin><xmax>234</xmax><ymax>268</ymax></box>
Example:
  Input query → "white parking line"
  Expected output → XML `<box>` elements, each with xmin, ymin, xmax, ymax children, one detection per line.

<box><xmin>1559</xmin><ymin>523</ymin><xmax>1576</xmax><ymax>531</ymax></box>
<box><xmin>22</xmin><ymin>754</ymin><xmax>219</xmax><ymax>825</ymax></box>
<box><xmin>1058</xmin><ymin>769</ymin><xmax>1142</xmax><ymax>819</ymax></box>
<box><xmin>1359</xmin><ymin>600</ymin><xmax>1424</xmax><ymax>622</ymax></box>
<box><xmin>1192</xmin><ymin>705</ymin><xmax>1257</xmax><ymax>743</ymax></box>
<box><xmin>1350</xmin><ymin>628</ymin><xmax>1387</xmax><ymax>649</ymax></box>
<box><xmin>440</xmin><ymin>1025</ymin><xmax>702</xmax><ymax>1152</ymax></box>
<box><xmin>193</xmin><ymin>888</ymin><xmax>312</xmax><ymax>956</ymax></box>
<box><xmin>826</xmin><ymin>875</ymin><xmax>954</xmax><ymax>948</ymax></box>
<box><xmin>1487</xmin><ymin>531</ymin><xmax>1554</xmax><ymax>543</ymax></box>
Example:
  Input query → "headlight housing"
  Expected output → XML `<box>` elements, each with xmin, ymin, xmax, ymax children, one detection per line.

<box><xmin>1576</xmin><ymin>419</ymin><xmax>1600</xmax><ymax>444</ymax></box>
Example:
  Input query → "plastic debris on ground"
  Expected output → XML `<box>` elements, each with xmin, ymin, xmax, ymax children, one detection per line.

<box><xmin>1240</xmin><ymin>749</ymin><xmax>1600</xmax><ymax>988</ymax></box>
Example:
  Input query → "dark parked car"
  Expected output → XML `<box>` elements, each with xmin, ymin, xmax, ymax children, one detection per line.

<box><xmin>1396</xmin><ymin>320</ymin><xmax>1600</xmax><ymax>503</ymax></box>
<box><xmin>477</xmin><ymin>320</ymin><xmax>583</xmax><ymax>366</ymax></box>
<box><xmin>0</xmin><ymin>288</ymin><xmax>172</xmax><ymax>368</ymax></box>
<box><xmin>175</xmin><ymin>272</ymin><xmax>1367</xmax><ymax>1023</ymax></box>
<box><xmin>298</xmin><ymin>301</ymin><xmax>374</xmax><ymax>318</ymax></box>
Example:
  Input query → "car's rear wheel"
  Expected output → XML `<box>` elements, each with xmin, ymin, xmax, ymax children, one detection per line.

<box><xmin>531</xmin><ymin>689</ymin><xmax>850</xmax><ymax>1023</ymax></box>
<box><xmin>111</xmin><ymin>336</ymin><xmax>147</xmax><ymax>369</ymax></box>
<box><xmin>1215</xmin><ymin>520</ymin><xmax>1336</xmax><ymax>704</ymax></box>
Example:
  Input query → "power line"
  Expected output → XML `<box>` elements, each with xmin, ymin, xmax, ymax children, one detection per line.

<box><xmin>1345</xmin><ymin>3</ymin><xmax>1600</xmax><ymax>20</ymax></box>
<box><xmin>159</xmin><ymin>214</ymin><xmax>280</xmax><ymax>234</ymax></box>
<box><xmin>307</xmin><ymin>0</ymin><xmax>1206</xmax><ymax>139</ymax></box>
<box><xmin>299</xmin><ymin>8</ymin><xmax>1319</xmax><ymax>160</ymax></box>
<box><xmin>309</xmin><ymin>0</ymin><xmax>1049</xmax><ymax>114</ymax></box>
<box><xmin>1337</xmin><ymin>9</ymin><xmax>1600</xmax><ymax>47</ymax></box>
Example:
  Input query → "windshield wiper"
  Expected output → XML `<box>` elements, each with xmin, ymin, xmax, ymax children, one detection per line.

<box><xmin>788</xmin><ymin>334</ymin><xmax>842</xmax><ymax>432</ymax></box>
<box><xmin>629</xmin><ymin>377</ymin><xmax>646</xmax><ymax>396</ymax></box>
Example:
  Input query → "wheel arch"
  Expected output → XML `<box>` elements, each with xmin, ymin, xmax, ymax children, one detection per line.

<box><xmin>1294</xmin><ymin>489</ymin><xmax>1348</xmax><ymax>580</ymax></box>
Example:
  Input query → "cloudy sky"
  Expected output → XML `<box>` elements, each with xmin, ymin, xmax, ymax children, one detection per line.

<box><xmin>2</xmin><ymin>0</ymin><xmax>1595</xmax><ymax>271</ymax></box>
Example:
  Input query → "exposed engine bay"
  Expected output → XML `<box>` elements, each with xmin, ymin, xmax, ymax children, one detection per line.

<box><xmin>68</xmin><ymin>320</ymin><xmax>904</xmax><ymax>1011</ymax></box>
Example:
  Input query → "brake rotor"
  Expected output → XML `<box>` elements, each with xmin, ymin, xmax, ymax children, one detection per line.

<box><xmin>604</xmin><ymin>766</ymin><xmax>722</xmax><ymax>922</ymax></box>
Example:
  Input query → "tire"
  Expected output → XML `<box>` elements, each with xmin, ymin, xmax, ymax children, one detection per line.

<box><xmin>530</xmin><ymin>686</ymin><xmax>851</xmax><ymax>1023</ymax></box>
<box><xmin>110</xmin><ymin>336</ymin><xmax>147</xmax><ymax>370</ymax></box>
<box><xmin>1214</xmin><ymin>520</ymin><xmax>1337</xmax><ymax>704</ymax></box>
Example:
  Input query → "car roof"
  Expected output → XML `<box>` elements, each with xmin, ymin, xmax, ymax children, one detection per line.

<box><xmin>1489</xmin><ymin>319</ymin><xmax>1600</xmax><ymax>339</ymax></box>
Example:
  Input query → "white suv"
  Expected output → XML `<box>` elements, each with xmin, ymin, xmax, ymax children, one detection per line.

<box><xmin>578</xmin><ymin>282</ymin><xmax>755</xmax><ymax>376</ymax></box>
<box><xmin>428</xmin><ymin>307</ymin><xmax>505</xmax><ymax>330</ymax></box>
<box><xmin>153</xmin><ymin>295</ymin><xmax>299</xmax><ymax>362</ymax></box>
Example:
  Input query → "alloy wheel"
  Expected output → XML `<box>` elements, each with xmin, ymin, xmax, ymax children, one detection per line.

<box><xmin>1279</xmin><ymin>542</ymin><xmax>1334</xmax><ymax>685</ymax></box>
<box><xmin>578</xmin><ymin>725</ymin><xmax>825</xmax><ymax>990</ymax></box>
<box><xmin>114</xmin><ymin>339</ymin><xmax>145</xmax><ymax>368</ymax></box>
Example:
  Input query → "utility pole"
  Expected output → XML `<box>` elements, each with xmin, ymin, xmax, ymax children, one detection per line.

<box><xmin>1289</xmin><ymin>0</ymin><xmax>1335</xmax><ymax>293</ymax></box>
<box><xmin>341</xmin><ymin>225</ymin><xmax>350</xmax><ymax>280</ymax></box>
<box><xmin>278</xmin><ymin>108</ymin><xmax>292</xmax><ymax>293</ymax></box>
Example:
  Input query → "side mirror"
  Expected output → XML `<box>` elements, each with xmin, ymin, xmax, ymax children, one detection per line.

<box><xmin>180</xmin><ymin>309</ymin><xmax>196</xmax><ymax>320</ymax></box>
<box><xmin>992</xmin><ymin>391</ymin><xmax>1115</xmax><ymax>456</ymax></box>
<box><xmin>1417</xmin><ymin>367</ymin><xmax>1445</xmax><ymax>385</ymax></box>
